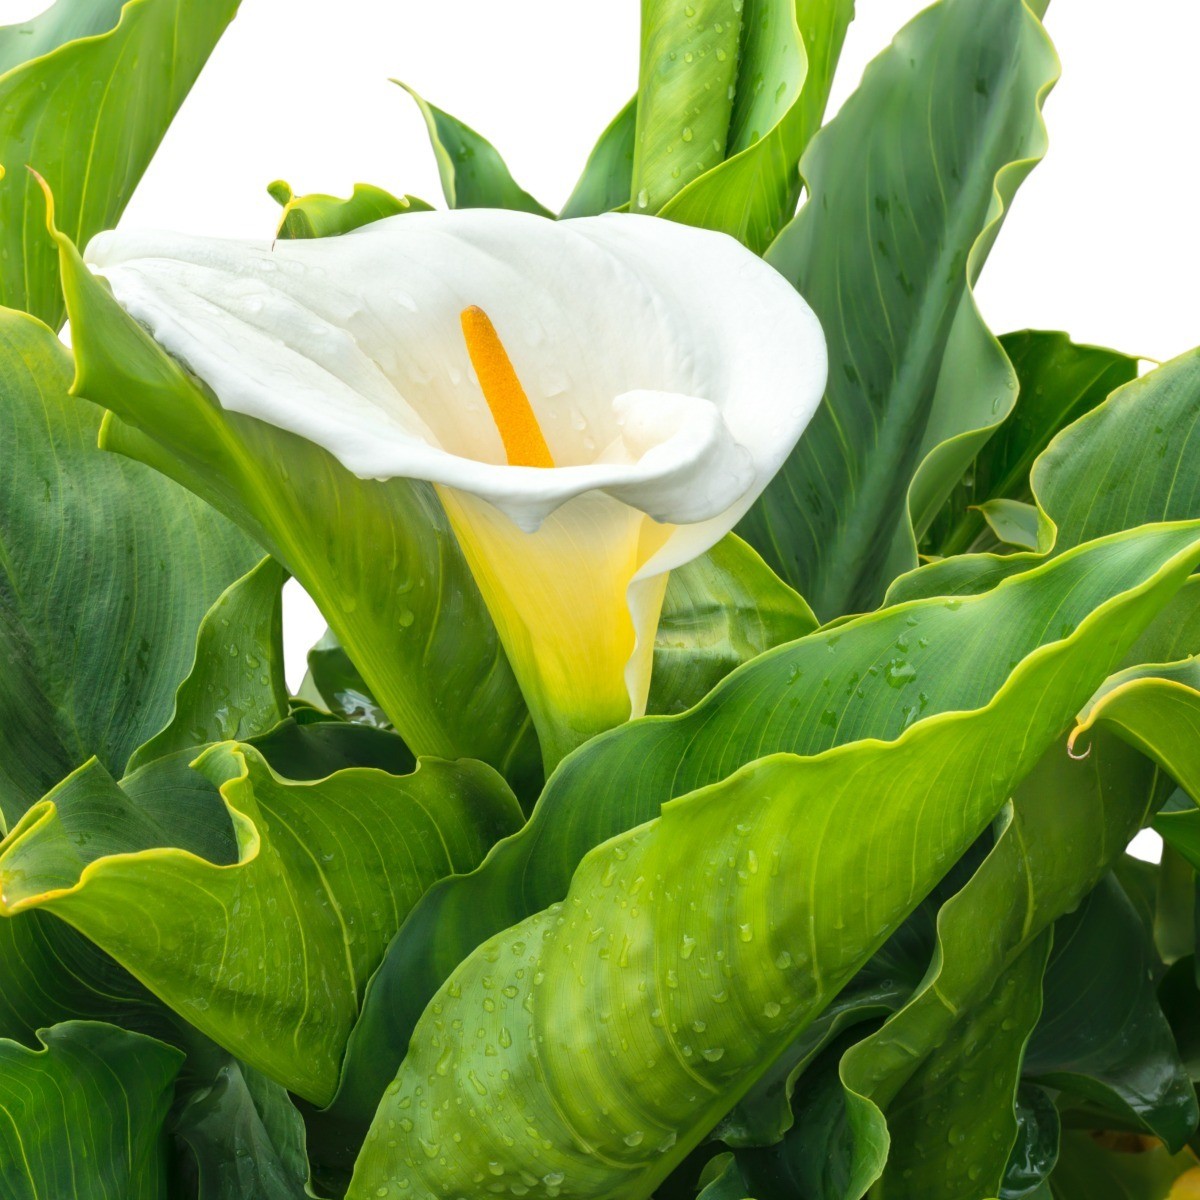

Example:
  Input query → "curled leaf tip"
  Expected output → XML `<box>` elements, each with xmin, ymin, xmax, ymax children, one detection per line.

<box><xmin>266</xmin><ymin>179</ymin><xmax>294</xmax><ymax>207</ymax></box>
<box><xmin>1066</xmin><ymin>729</ymin><xmax>1092</xmax><ymax>759</ymax></box>
<box><xmin>25</xmin><ymin>166</ymin><xmax>58</xmax><ymax>236</ymax></box>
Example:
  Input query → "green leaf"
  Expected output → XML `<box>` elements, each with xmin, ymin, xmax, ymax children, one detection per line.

<box><xmin>1047</xmin><ymin>1131</ymin><xmax>1196</xmax><ymax>1200</ymax></box>
<box><xmin>0</xmin><ymin>0</ymin><xmax>241</xmax><ymax>328</ymax></box>
<box><xmin>976</xmin><ymin>497</ymin><xmax>1046</xmax><ymax>552</ymax></box>
<box><xmin>248</xmin><ymin>713</ymin><xmax>416</xmax><ymax>780</ymax></box>
<box><xmin>630</xmin><ymin>0</ymin><xmax>743</xmax><ymax>213</ymax></box>
<box><xmin>648</xmin><ymin>534</ymin><xmax>817</xmax><ymax>715</ymax></box>
<box><xmin>1074</xmin><ymin>664</ymin><xmax>1200</xmax><ymax>808</ymax></box>
<box><xmin>934</xmin><ymin>332</ymin><xmax>1138</xmax><ymax>556</ymax></box>
<box><xmin>840</xmin><ymin>930</ymin><xmax>1052</xmax><ymax>1199</ymax></box>
<box><xmin>658</xmin><ymin>0</ymin><xmax>855</xmax><ymax>253</ymax></box>
<box><xmin>49</xmin><ymin>192</ymin><xmax>539</xmax><ymax>787</ymax></box>
<box><xmin>1036</xmin><ymin>349</ymin><xmax>1200</xmax><ymax>555</ymax></box>
<box><xmin>715</xmin><ymin>843</ymin><xmax>975</xmax><ymax>1153</ymax></box>
<box><xmin>696</xmin><ymin>1151</ymin><xmax>754</xmax><ymax>1200</ymax></box>
<box><xmin>823</xmin><ymin>727</ymin><xmax>1157</xmax><ymax>1199</ymax></box>
<box><xmin>0</xmin><ymin>307</ymin><xmax>259</xmax><ymax>829</ymax></box>
<box><xmin>300</xmin><ymin>534</ymin><xmax>810</xmax><ymax>785</ymax></box>
<box><xmin>560</xmin><ymin>97</ymin><xmax>637</xmax><ymax>219</ymax></box>
<box><xmin>0</xmin><ymin>745</ymin><xmax>523</xmax><ymax>1104</ymax></box>
<box><xmin>719</xmin><ymin>702</ymin><xmax>1186</xmax><ymax>1199</ymax></box>
<box><xmin>268</xmin><ymin>180</ymin><xmax>433</xmax><ymax>240</ymax></box>
<box><xmin>0</xmin><ymin>1020</ymin><xmax>183</xmax><ymax>1200</ymax></box>
<box><xmin>728</xmin><ymin>1029</ymin><xmax>886</xmax><ymax>1200</ymax></box>
<box><xmin>0</xmin><ymin>715</ymin><xmax>420</xmax><ymax>1058</ymax></box>
<box><xmin>329</xmin><ymin>522</ymin><xmax>1200</xmax><ymax>1161</ymax></box>
<box><xmin>791</xmin><ymin>0</ymin><xmax>856</xmax><ymax>159</ymax></box>
<box><xmin>173</xmin><ymin>1057</ymin><xmax>315</xmax><ymax>1200</ymax></box>
<box><xmin>305</xmin><ymin>631</ymin><xmax>396</xmax><ymax>730</ymax></box>
<box><xmin>346</xmin><ymin>522</ymin><xmax>1200</xmax><ymax>1200</ymax></box>
<box><xmin>1005</xmin><ymin>1084</ymin><xmax>1062</xmax><ymax>1199</ymax></box>
<box><xmin>739</xmin><ymin>0</ymin><xmax>1057</xmax><ymax>618</ymax></box>
<box><xmin>887</xmin><ymin>346</ymin><xmax>1200</xmax><ymax>606</ymax></box>
<box><xmin>657</xmin><ymin>0</ymin><xmax>807</xmax><ymax>252</ymax></box>
<box><xmin>1025</xmin><ymin>875</ymin><xmax>1198</xmax><ymax>1147</ymax></box>
<box><xmin>394</xmin><ymin>81</ymin><xmax>552</xmax><ymax>215</ymax></box>
<box><xmin>127</xmin><ymin>556</ymin><xmax>289</xmax><ymax>772</ymax></box>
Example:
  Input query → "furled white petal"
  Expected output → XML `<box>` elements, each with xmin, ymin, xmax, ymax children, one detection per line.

<box><xmin>85</xmin><ymin>210</ymin><xmax>824</xmax><ymax>529</ymax></box>
<box><xmin>85</xmin><ymin>209</ymin><xmax>827</xmax><ymax>760</ymax></box>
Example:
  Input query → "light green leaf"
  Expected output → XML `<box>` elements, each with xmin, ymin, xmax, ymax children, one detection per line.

<box><xmin>648</xmin><ymin>534</ymin><xmax>817</xmax><ymax>715</ymax></box>
<box><xmin>0</xmin><ymin>0</ymin><xmax>241</xmax><ymax>328</ymax></box>
<box><xmin>658</xmin><ymin>0</ymin><xmax>855</xmax><ymax>253</ymax></box>
<box><xmin>825</xmin><ymin>730</ymin><xmax>1157</xmax><ymax>1200</ymax></box>
<box><xmin>328</xmin><ymin>521</ymin><xmax>1200</xmax><ymax>1163</ymax></box>
<box><xmin>739</xmin><ymin>0</ymin><xmax>1057</xmax><ymax>618</ymax></box>
<box><xmin>0</xmin><ymin>306</ymin><xmax>259</xmax><ymax>829</ymax></box>
<box><xmin>127</xmin><ymin>556</ymin><xmax>288</xmax><ymax>773</ymax></box>
<box><xmin>395</xmin><ymin>81</ymin><xmax>552</xmax><ymax>215</ymax></box>
<box><xmin>934</xmin><ymin>331</ymin><xmax>1138</xmax><ymax>556</ymax></box>
<box><xmin>268</xmin><ymin>180</ymin><xmax>432</xmax><ymax>240</ymax></box>
<box><xmin>630</xmin><ymin>0</ymin><xmax>742</xmax><ymax>214</ymax></box>
<box><xmin>347</xmin><ymin>522</ymin><xmax>1200</xmax><ymax>1200</ymax></box>
<box><xmin>1037</xmin><ymin>349</ymin><xmax>1200</xmax><ymax>555</ymax></box>
<box><xmin>560</xmin><ymin>97</ymin><xmax>637</xmax><ymax>219</ymax></box>
<box><xmin>1070</xmin><ymin>665</ymin><xmax>1200</xmax><ymax>877</ymax></box>
<box><xmin>658</xmin><ymin>0</ymin><xmax>808</xmax><ymax>252</ymax></box>
<box><xmin>976</xmin><ymin>497</ymin><xmax>1046</xmax><ymax>551</ymax></box>
<box><xmin>0</xmin><ymin>714</ymin><xmax>420</xmax><ymax>1060</ymax></box>
<box><xmin>713</xmin><ymin>842</ymin><xmax>971</xmax><ymax>1154</ymax></box>
<box><xmin>49</xmin><ymin>189</ymin><xmax>539</xmax><ymax>790</ymax></box>
<box><xmin>791</xmin><ymin>0</ymin><xmax>856</xmax><ymax>158</ymax></box>
<box><xmin>0</xmin><ymin>745</ymin><xmax>523</xmax><ymax>1104</ymax></box>
<box><xmin>0</xmin><ymin>1020</ymin><xmax>183</xmax><ymax>1200</ymax></box>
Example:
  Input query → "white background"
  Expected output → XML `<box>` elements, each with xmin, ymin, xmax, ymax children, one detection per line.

<box><xmin>8</xmin><ymin>0</ymin><xmax>1194</xmax><ymax>853</ymax></box>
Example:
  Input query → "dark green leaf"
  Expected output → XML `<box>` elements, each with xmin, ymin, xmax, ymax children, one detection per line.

<box><xmin>0</xmin><ymin>1021</ymin><xmax>183</xmax><ymax>1200</ymax></box>
<box><xmin>560</xmin><ymin>97</ymin><xmax>637</xmax><ymax>219</ymax></box>
<box><xmin>648</xmin><ymin>535</ymin><xmax>817</xmax><ymax>715</ymax></box>
<box><xmin>934</xmin><ymin>331</ymin><xmax>1137</xmax><ymax>556</ymax></box>
<box><xmin>887</xmin><ymin>347</ymin><xmax>1200</xmax><ymax>605</ymax></box>
<box><xmin>0</xmin><ymin>307</ymin><xmax>258</xmax><ymax>828</ymax></box>
<box><xmin>395</xmin><ymin>81</ymin><xmax>551</xmax><ymax>215</ymax></box>
<box><xmin>127</xmin><ymin>556</ymin><xmax>288</xmax><ymax>772</ymax></box>
<box><xmin>1027</xmin><ymin>875</ymin><xmax>1198</xmax><ymax>1148</ymax></box>
<box><xmin>173</xmin><ymin>1057</ymin><xmax>314</xmax><ymax>1200</ymax></box>
<box><xmin>739</xmin><ymin>0</ymin><xmax>1057</xmax><ymax>618</ymax></box>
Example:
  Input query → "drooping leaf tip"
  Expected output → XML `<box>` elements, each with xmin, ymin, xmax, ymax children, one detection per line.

<box><xmin>266</xmin><ymin>179</ymin><xmax>294</xmax><ymax>207</ymax></box>
<box><xmin>25</xmin><ymin>166</ymin><xmax>58</xmax><ymax>237</ymax></box>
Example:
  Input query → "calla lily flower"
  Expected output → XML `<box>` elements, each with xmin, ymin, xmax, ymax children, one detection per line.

<box><xmin>84</xmin><ymin>210</ymin><xmax>827</xmax><ymax>765</ymax></box>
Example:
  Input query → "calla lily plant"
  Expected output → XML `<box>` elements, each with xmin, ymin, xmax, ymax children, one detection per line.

<box><xmin>85</xmin><ymin>211</ymin><xmax>826</xmax><ymax>764</ymax></box>
<box><xmin>3</xmin><ymin>2</ymin><xmax>1200</xmax><ymax>1199</ymax></box>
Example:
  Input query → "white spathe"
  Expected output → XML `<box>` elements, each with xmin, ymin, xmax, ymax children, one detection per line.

<box><xmin>85</xmin><ymin>209</ymin><xmax>827</xmax><ymax>761</ymax></box>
